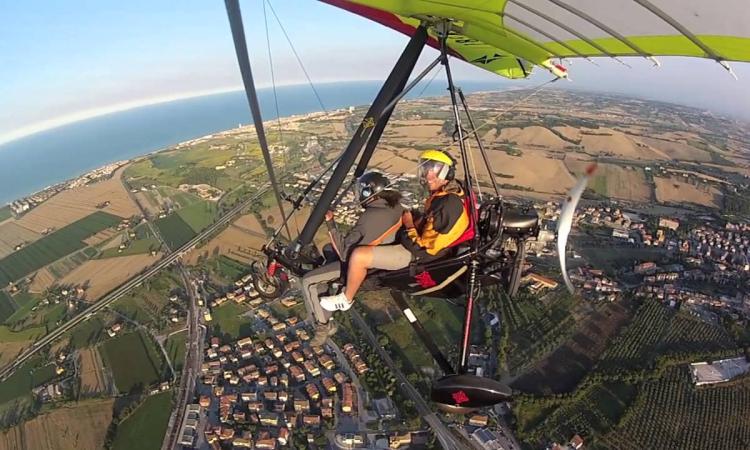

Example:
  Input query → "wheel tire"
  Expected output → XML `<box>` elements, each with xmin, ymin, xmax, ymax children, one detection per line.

<box><xmin>253</xmin><ymin>272</ymin><xmax>285</xmax><ymax>300</ymax></box>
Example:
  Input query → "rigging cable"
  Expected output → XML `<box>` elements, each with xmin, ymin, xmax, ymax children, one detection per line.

<box><xmin>443</xmin><ymin>77</ymin><xmax>559</xmax><ymax>154</ymax></box>
<box><xmin>262</xmin><ymin>0</ymin><xmax>286</xmax><ymax>171</ymax></box>
<box><xmin>265</xmin><ymin>0</ymin><xmax>328</xmax><ymax>115</ymax></box>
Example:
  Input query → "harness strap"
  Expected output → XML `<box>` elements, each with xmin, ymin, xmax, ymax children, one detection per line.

<box><xmin>366</xmin><ymin>218</ymin><xmax>403</xmax><ymax>247</ymax></box>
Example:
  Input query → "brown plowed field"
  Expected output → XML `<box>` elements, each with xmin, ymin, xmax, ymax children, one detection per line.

<box><xmin>59</xmin><ymin>253</ymin><xmax>161</xmax><ymax>301</ymax></box>
<box><xmin>484</xmin><ymin>149</ymin><xmax>576</xmax><ymax>194</ymax></box>
<box><xmin>28</xmin><ymin>268</ymin><xmax>56</xmax><ymax>294</ymax></box>
<box><xmin>184</xmin><ymin>224</ymin><xmax>265</xmax><ymax>265</ymax></box>
<box><xmin>654</xmin><ymin>176</ymin><xmax>723</xmax><ymax>209</ymax></box>
<box><xmin>79</xmin><ymin>347</ymin><xmax>108</xmax><ymax>395</ymax></box>
<box><xmin>0</xmin><ymin>398</ymin><xmax>114</xmax><ymax>450</ymax></box>
<box><xmin>14</xmin><ymin>166</ymin><xmax>138</xmax><ymax>233</ymax></box>
<box><xmin>0</xmin><ymin>223</ymin><xmax>41</xmax><ymax>258</ymax></box>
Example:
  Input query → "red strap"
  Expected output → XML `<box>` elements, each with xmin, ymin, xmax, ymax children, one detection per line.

<box><xmin>448</xmin><ymin>196</ymin><xmax>476</xmax><ymax>248</ymax></box>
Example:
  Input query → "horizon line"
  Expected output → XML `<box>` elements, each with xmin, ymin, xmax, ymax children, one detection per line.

<box><xmin>0</xmin><ymin>78</ymin><xmax>411</xmax><ymax>147</ymax></box>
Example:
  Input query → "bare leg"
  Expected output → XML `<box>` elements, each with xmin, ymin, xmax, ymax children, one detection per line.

<box><xmin>343</xmin><ymin>246</ymin><xmax>374</xmax><ymax>300</ymax></box>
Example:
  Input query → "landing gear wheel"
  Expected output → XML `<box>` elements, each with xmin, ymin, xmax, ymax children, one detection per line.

<box><xmin>253</xmin><ymin>271</ymin><xmax>286</xmax><ymax>300</ymax></box>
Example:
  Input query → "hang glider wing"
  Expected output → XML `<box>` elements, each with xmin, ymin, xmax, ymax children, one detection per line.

<box><xmin>320</xmin><ymin>0</ymin><xmax>750</xmax><ymax>79</ymax></box>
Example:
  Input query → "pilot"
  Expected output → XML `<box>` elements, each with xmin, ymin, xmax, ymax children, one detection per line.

<box><xmin>320</xmin><ymin>149</ymin><xmax>469</xmax><ymax>313</ymax></box>
<box><xmin>303</xmin><ymin>171</ymin><xmax>403</xmax><ymax>346</ymax></box>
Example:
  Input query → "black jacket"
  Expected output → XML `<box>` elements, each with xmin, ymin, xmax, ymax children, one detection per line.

<box><xmin>326</xmin><ymin>198</ymin><xmax>403</xmax><ymax>261</ymax></box>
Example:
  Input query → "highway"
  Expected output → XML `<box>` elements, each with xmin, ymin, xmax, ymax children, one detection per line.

<box><xmin>350</xmin><ymin>310</ymin><xmax>463</xmax><ymax>450</ymax></box>
<box><xmin>0</xmin><ymin>184</ymin><xmax>269</xmax><ymax>381</ymax></box>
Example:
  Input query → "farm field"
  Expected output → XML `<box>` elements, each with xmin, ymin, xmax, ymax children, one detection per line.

<box><xmin>67</xmin><ymin>316</ymin><xmax>107</xmax><ymax>349</ymax></box>
<box><xmin>376</xmin><ymin>297</ymin><xmax>465</xmax><ymax>372</ymax></box>
<box><xmin>111</xmin><ymin>391</ymin><xmax>172</xmax><ymax>450</ymax></box>
<box><xmin>597</xmin><ymin>301</ymin><xmax>736</xmax><ymax>373</ymax></box>
<box><xmin>28</xmin><ymin>268</ymin><xmax>56</xmax><ymax>294</ymax></box>
<box><xmin>154</xmin><ymin>213</ymin><xmax>195</xmax><ymax>249</ymax></box>
<box><xmin>654</xmin><ymin>176</ymin><xmax>723</xmax><ymax>208</ymax></box>
<box><xmin>495</xmin><ymin>126</ymin><xmax>571</xmax><ymax>150</ymax></box>
<box><xmin>165</xmin><ymin>330</ymin><xmax>187</xmax><ymax>372</ymax></box>
<box><xmin>184</xmin><ymin>222</ymin><xmax>264</xmax><ymax>266</ymax></box>
<box><xmin>176</xmin><ymin>200</ymin><xmax>217</xmax><ymax>233</ymax></box>
<box><xmin>47</xmin><ymin>248</ymin><xmax>96</xmax><ymax>279</ymax></box>
<box><xmin>78</xmin><ymin>347</ymin><xmax>109</xmax><ymax>395</ymax></box>
<box><xmin>512</xmin><ymin>301</ymin><xmax>632</xmax><ymax>394</ymax></box>
<box><xmin>0</xmin><ymin>211</ymin><xmax>121</xmax><ymax>287</ymax></box>
<box><xmin>112</xmin><ymin>271</ymin><xmax>179</xmax><ymax>329</ymax></box>
<box><xmin>0</xmin><ymin>357</ymin><xmax>48</xmax><ymax>406</ymax></box>
<box><xmin>0</xmin><ymin>292</ymin><xmax>14</xmax><ymax>323</ymax></box>
<box><xmin>515</xmin><ymin>381</ymin><xmax>638</xmax><ymax>447</ymax></box>
<box><xmin>58</xmin><ymin>252</ymin><xmax>161</xmax><ymax>301</ymax></box>
<box><xmin>0</xmin><ymin>398</ymin><xmax>115</xmax><ymax>450</ymax></box>
<box><xmin>99</xmin><ymin>236</ymin><xmax>160</xmax><ymax>258</ymax></box>
<box><xmin>0</xmin><ymin>207</ymin><xmax>10</xmax><ymax>222</ymax></box>
<box><xmin>602</xmin><ymin>367</ymin><xmax>750</xmax><ymax>450</ymax></box>
<box><xmin>210</xmin><ymin>302</ymin><xmax>253</xmax><ymax>341</ymax></box>
<box><xmin>566</xmin><ymin>161</ymin><xmax>651</xmax><ymax>202</ymax></box>
<box><xmin>500</xmin><ymin>290</ymin><xmax>581</xmax><ymax>374</ymax></box>
<box><xmin>578</xmin><ymin>128</ymin><xmax>670</xmax><ymax>160</ymax></box>
<box><xmin>14</xmin><ymin>165</ymin><xmax>137</xmax><ymax>233</ymax></box>
<box><xmin>483</xmin><ymin>149</ymin><xmax>576</xmax><ymax>194</ymax></box>
<box><xmin>0</xmin><ymin>222</ymin><xmax>40</xmax><ymax>259</ymax></box>
<box><xmin>0</xmin><ymin>326</ymin><xmax>45</xmax><ymax>367</ymax></box>
<box><xmin>99</xmin><ymin>330</ymin><xmax>164</xmax><ymax>393</ymax></box>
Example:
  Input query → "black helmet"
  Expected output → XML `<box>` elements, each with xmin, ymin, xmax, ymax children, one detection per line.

<box><xmin>356</xmin><ymin>171</ymin><xmax>390</xmax><ymax>204</ymax></box>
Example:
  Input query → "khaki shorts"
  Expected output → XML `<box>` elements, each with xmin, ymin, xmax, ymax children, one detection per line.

<box><xmin>369</xmin><ymin>244</ymin><xmax>412</xmax><ymax>271</ymax></box>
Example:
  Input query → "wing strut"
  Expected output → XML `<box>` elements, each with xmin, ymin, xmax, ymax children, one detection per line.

<box><xmin>225</xmin><ymin>0</ymin><xmax>291</xmax><ymax>239</ymax></box>
<box><xmin>292</xmin><ymin>25</ymin><xmax>429</xmax><ymax>255</ymax></box>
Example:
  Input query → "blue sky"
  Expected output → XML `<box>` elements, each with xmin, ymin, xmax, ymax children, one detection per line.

<box><xmin>1</xmin><ymin>0</ymin><xmax>748</xmax><ymax>143</ymax></box>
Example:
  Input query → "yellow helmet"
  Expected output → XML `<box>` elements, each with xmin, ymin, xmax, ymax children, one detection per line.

<box><xmin>418</xmin><ymin>149</ymin><xmax>455</xmax><ymax>180</ymax></box>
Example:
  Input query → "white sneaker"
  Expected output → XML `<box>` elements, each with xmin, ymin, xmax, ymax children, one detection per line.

<box><xmin>320</xmin><ymin>292</ymin><xmax>353</xmax><ymax>312</ymax></box>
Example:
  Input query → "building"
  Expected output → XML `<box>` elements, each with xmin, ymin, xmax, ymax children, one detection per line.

<box><xmin>467</xmin><ymin>414</ymin><xmax>489</xmax><ymax>427</ymax></box>
<box><xmin>522</xmin><ymin>272</ymin><xmax>559</xmax><ymax>293</ymax></box>
<box><xmin>690</xmin><ymin>357</ymin><xmax>750</xmax><ymax>386</ymax></box>
<box><xmin>389</xmin><ymin>432</ymin><xmax>412</xmax><ymax>448</ymax></box>
<box><xmin>659</xmin><ymin>217</ymin><xmax>680</xmax><ymax>230</ymax></box>
<box><xmin>570</xmin><ymin>434</ymin><xmax>584</xmax><ymax>449</ymax></box>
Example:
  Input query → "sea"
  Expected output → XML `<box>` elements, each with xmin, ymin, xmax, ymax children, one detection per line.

<box><xmin>0</xmin><ymin>80</ymin><xmax>508</xmax><ymax>205</ymax></box>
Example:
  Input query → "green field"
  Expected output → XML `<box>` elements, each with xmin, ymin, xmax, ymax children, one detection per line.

<box><xmin>0</xmin><ymin>324</ymin><xmax>45</xmax><ymax>342</ymax></box>
<box><xmin>165</xmin><ymin>330</ymin><xmax>187</xmax><ymax>371</ymax></box>
<box><xmin>0</xmin><ymin>291</ymin><xmax>15</xmax><ymax>323</ymax></box>
<box><xmin>0</xmin><ymin>206</ymin><xmax>11</xmax><ymax>222</ymax></box>
<box><xmin>100</xmin><ymin>330</ymin><xmax>164</xmax><ymax>393</ymax></box>
<box><xmin>68</xmin><ymin>316</ymin><xmax>106</xmax><ymax>349</ymax></box>
<box><xmin>177</xmin><ymin>201</ymin><xmax>217</xmax><ymax>233</ymax></box>
<box><xmin>112</xmin><ymin>391</ymin><xmax>173</xmax><ymax>450</ymax></box>
<box><xmin>516</xmin><ymin>381</ymin><xmax>638</xmax><ymax>445</ymax></box>
<box><xmin>602</xmin><ymin>368</ymin><xmax>750</xmax><ymax>450</ymax></box>
<box><xmin>204</xmin><ymin>255</ymin><xmax>249</xmax><ymax>283</ymax></box>
<box><xmin>0</xmin><ymin>211</ymin><xmax>120</xmax><ymax>286</ymax></box>
<box><xmin>30</xmin><ymin>363</ymin><xmax>58</xmax><ymax>387</ymax></box>
<box><xmin>48</xmin><ymin>248</ymin><xmax>94</xmax><ymax>278</ymax></box>
<box><xmin>378</xmin><ymin>298</ymin><xmax>465</xmax><ymax>371</ymax></box>
<box><xmin>4</xmin><ymin>291</ymin><xmax>41</xmax><ymax>325</ymax></box>
<box><xmin>597</xmin><ymin>301</ymin><xmax>735</xmax><ymax>372</ymax></box>
<box><xmin>500</xmin><ymin>289</ymin><xmax>580</xmax><ymax>373</ymax></box>
<box><xmin>100</xmin><ymin>237</ymin><xmax>161</xmax><ymax>258</ymax></box>
<box><xmin>0</xmin><ymin>357</ymin><xmax>46</xmax><ymax>405</ymax></box>
<box><xmin>113</xmin><ymin>271</ymin><xmax>179</xmax><ymax>329</ymax></box>
<box><xmin>211</xmin><ymin>302</ymin><xmax>253</xmax><ymax>340</ymax></box>
<box><xmin>154</xmin><ymin>213</ymin><xmax>196</xmax><ymax>249</ymax></box>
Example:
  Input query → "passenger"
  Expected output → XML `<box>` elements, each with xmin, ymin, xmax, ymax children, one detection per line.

<box><xmin>320</xmin><ymin>149</ymin><xmax>468</xmax><ymax>312</ymax></box>
<box><xmin>303</xmin><ymin>171</ymin><xmax>403</xmax><ymax>346</ymax></box>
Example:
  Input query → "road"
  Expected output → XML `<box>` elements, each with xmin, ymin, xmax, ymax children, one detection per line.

<box><xmin>162</xmin><ymin>267</ymin><xmax>205</xmax><ymax>450</ymax></box>
<box><xmin>0</xmin><ymin>184</ymin><xmax>269</xmax><ymax>381</ymax></box>
<box><xmin>349</xmin><ymin>310</ymin><xmax>463</xmax><ymax>450</ymax></box>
